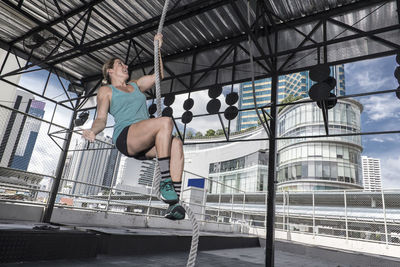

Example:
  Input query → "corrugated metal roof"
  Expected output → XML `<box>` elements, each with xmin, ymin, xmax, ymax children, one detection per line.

<box><xmin>0</xmin><ymin>0</ymin><xmax>399</xmax><ymax>96</ymax></box>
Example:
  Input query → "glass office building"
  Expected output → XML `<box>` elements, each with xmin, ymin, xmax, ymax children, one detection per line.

<box><xmin>208</xmin><ymin>150</ymin><xmax>269</xmax><ymax>193</ymax></box>
<box><xmin>237</xmin><ymin>65</ymin><xmax>345</xmax><ymax>131</ymax></box>
<box><xmin>277</xmin><ymin>98</ymin><xmax>364</xmax><ymax>191</ymax></box>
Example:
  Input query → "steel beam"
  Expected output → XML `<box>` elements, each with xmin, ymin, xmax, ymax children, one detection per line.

<box><xmin>278</xmin><ymin>20</ymin><xmax>323</xmax><ymax>72</ymax></box>
<box><xmin>50</xmin><ymin>0</ymin><xmax>389</xmax><ymax>68</ymax></box>
<box><xmin>230</xmin><ymin>1</ymin><xmax>272</xmax><ymax>71</ymax></box>
<box><xmin>3</xmin><ymin>0</ymin><xmax>103</xmax><ymax>66</ymax></box>
<box><xmin>265</xmin><ymin>29</ymin><xmax>278</xmax><ymax>266</ymax></box>
<box><xmin>42</xmin><ymin>101</ymin><xmax>80</xmax><ymax>223</ymax></box>
<box><xmin>0</xmin><ymin>78</ymin><xmax>73</xmax><ymax>110</ymax></box>
<box><xmin>40</xmin><ymin>0</ymin><xmax>236</xmax><ymax>66</ymax></box>
<box><xmin>0</xmin><ymin>6</ymin><xmax>94</xmax><ymax>79</ymax></box>
<box><xmin>328</xmin><ymin>18</ymin><xmax>400</xmax><ymax>50</ymax></box>
<box><xmin>9</xmin><ymin>0</ymin><xmax>106</xmax><ymax>45</ymax></box>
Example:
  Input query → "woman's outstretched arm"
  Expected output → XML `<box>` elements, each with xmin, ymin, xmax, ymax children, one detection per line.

<box><xmin>82</xmin><ymin>86</ymin><xmax>110</xmax><ymax>142</ymax></box>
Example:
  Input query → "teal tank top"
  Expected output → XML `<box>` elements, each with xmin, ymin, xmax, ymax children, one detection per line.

<box><xmin>109</xmin><ymin>82</ymin><xmax>149</xmax><ymax>143</ymax></box>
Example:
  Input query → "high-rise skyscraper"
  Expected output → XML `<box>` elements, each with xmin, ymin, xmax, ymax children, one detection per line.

<box><xmin>117</xmin><ymin>158</ymin><xmax>155</xmax><ymax>189</ymax></box>
<box><xmin>63</xmin><ymin>133</ymin><xmax>121</xmax><ymax>196</ymax></box>
<box><xmin>0</xmin><ymin>88</ymin><xmax>45</xmax><ymax>171</ymax></box>
<box><xmin>361</xmin><ymin>156</ymin><xmax>382</xmax><ymax>191</ymax></box>
<box><xmin>236</xmin><ymin>65</ymin><xmax>345</xmax><ymax>131</ymax></box>
<box><xmin>10</xmin><ymin>100</ymin><xmax>45</xmax><ymax>170</ymax></box>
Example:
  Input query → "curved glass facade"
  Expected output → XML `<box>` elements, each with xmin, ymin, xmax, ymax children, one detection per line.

<box><xmin>277</xmin><ymin>99</ymin><xmax>363</xmax><ymax>191</ymax></box>
<box><xmin>208</xmin><ymin>150</ymin><xmax>268</xmax><ymax>193</ymax></box>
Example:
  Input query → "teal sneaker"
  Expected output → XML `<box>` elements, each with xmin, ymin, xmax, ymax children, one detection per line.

<box><xmin>160</xmin><ymin>178</ymin><xmax>179</xmax><ymax>204</ymax></box>
<box><xmin>165</xmin><ymin>203</ymin><xmax>186</xmax><ymax>220</ymax></box>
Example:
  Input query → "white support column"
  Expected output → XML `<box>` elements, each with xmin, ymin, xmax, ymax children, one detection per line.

<box><xmin>382</xmin><ymin>190</ymin><xmax>389</xmax><ymax>247</ymax></box>
<box><xmin>312</xmin><ymin>190</ymin><xmax>315</xmax><ymax>238</ymax></box>
<box><xmin>344</xmin><ymin>191</ymin><xmax>348</xmax><ymax>240</ymax></box>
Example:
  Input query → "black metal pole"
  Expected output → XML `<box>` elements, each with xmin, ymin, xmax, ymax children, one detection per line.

<box><xmin>42</xmin><ymin>100</ymin><xmax>80</xmax><ymax>223</ymax></box>
<box><xmin>266</xmin><ymin>70</ymin><xmax>278</xmax><ymax>266</ymax></box>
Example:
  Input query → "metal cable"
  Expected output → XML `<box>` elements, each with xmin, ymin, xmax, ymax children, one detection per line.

<box><xmin>152</xmin><ymin>1</ymin><xmax>199</xmax><ymax>266</ymax></box>
<box><xmin>247</xmin><ymin>0</ymin><xmax>270</xmax><ymax>136</ymax></box>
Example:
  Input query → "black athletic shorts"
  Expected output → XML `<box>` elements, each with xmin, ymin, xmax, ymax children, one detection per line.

<box><xmin>115</xmin><ymin>125</ymin><xmax>152</xmax><ymax>160</ymax></box>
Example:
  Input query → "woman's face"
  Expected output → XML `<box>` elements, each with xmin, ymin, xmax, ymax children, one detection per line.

<box><xmin>108</xmin><ymin>59</ymin><xmax>129</xmax><ymax>81</ymax></box>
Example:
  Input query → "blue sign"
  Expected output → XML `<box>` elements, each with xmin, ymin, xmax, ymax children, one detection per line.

<box><xmin>187</xmin><ymin>178</ymin><xmax>205</xmax><ymax>189</ymax></box>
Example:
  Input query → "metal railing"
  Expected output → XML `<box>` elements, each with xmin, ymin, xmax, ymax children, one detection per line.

<box><xmin>1</xmin><ymin>165</ymin><xmax>400</xmax><ymax>247</ymax></box>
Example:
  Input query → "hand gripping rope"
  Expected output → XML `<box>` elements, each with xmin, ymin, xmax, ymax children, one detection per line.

<box><xmin>152</xmin><ymin>1</ymin><xmax>199</xmax><ymax>267</ymax></box>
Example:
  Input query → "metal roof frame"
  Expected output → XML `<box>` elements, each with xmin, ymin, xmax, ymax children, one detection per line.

<box><xmin>1</xmin><ymin>1</ymin><xmax>400</xmax><ymax>266</ymax></box>
<box><xmin>0</xmin><ymin>0</ymin><xmax>398</xmax><ymax>101</ymax></box>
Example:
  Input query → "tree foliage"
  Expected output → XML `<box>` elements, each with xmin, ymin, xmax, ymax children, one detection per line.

<box><xmin>205</xmin><ymin>129</ymin><xmax>216</xmax><ymax>136</ymax></box>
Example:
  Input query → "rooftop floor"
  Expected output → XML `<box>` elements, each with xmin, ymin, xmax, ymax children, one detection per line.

<box><xmin>1</xmin><ymin>220</ymin><xmax>400</xmax><ymax>267</ymax></box>
<box><xmin>0</xmin><ymin>246</ymin><xmax>350</xmax><ymax>267</ymax></box>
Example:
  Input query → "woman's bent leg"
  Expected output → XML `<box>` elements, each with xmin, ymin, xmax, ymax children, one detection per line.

<box><xmin>170</xmin><ymin>137</ymin><xmax>184</xmax><ymax>182</ymax></box>
<box><xmin>126</xmin><ymin>117</ymin><xmax>173</xmax><ymax>157</ymax></box>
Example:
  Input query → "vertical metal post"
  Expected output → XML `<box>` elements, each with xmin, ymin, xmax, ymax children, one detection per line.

<box><xmin>266</xmin><ymin>64</ymin><xmax>278</xmax><ymax>267</ymax></box>
<box><xmin>282</xmin><ymin>191</ymin><xmax>286</xmax><ymax>230</ymax></box>
<box><xmin>242</xmin><ymin>192</ymin><xmax>246</xmax><ymax>222</ymax></box>
<box><xmin>312</xmin><ymin>190</ymin><xmax>316</xmax><ymax>237</ymax></box>
<box><xmin>344</xmin><ymin>191</ymin><xmax>349</xmax><ymax>240</ymax></box>
<box><xmin>105</xmin><ymin>151</ymin><xmax>119</xmax><ymax>214</ymax></box>
<box><xmin>382</xmin><ymin>190</ymin><xmax>389</xmax><ymax>246</ymax></box>
<box><xmin>286</xmin><ymin>191</ymin><xmax>290</xmax><ymax>232</ymax></box>
<box><xmin>217</xmin><ymin>182</ymin><xmax>222</xmax><ymax>223</ymax></box>
<box><xmin>323</xmin><ymin>19</ymin><xmax>328</xmax><ymax>63</ymax></box>
<box><xmin>42</xmin><ymin>100</ymin><xmax>80</xmax><ymax>223</ymax></box>
<box><xmin>146</xmin><ymin>160</ymin><xmax>157</xmax><ymax>216</ymax></box>
<box><xmin>202</xmin><ymin>176</ymin><xmax>208</xmax><ymax>221</ymax></box>
<box><xmin>265</xmin><ymin>192</ymin><xmax>267</xmax><ymax>228</ymax></box>
<box><xmin>146</xmin><ymin>193</ymin><xmax>153</xmax><ymax>216</ymax></box>
<box><xmin>231</xmin><ymin>191</ymin><xmax>234</xmax><ymax>222</ymax></box>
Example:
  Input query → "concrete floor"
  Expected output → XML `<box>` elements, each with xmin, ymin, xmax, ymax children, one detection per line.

<box><xmin>0</xmin><ymin>246</ymin><xmax>383</xmax><ymax>267</ymax></box>
<box><xmin>1</xmin><ymin>220</ymin><xmax>400</xmax><ymax>267</ymax></box>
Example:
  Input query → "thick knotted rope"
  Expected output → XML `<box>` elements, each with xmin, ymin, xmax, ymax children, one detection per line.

<box><xmin>152</xmin><ymin>1</ymin><xmax>199</xmax><ymax>266</ymax></box>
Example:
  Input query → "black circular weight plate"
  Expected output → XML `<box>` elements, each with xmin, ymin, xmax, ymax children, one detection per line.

<box><xmin>308</xmin><ymin>83</ymin><xmax>330</xmax><ymax>101</ymax></box>
<box><xmin>206</xmin><ymin>98</ymin><xmax>221</xmax><ymax>114</ymax></box>
<box><xmin>148</xmin><ymin>103</ymin><xmax>157</xmax><ymax>115</ymax></box>
<box><xmin>162</xmin><ymin>106</ymin><xmax>173</xmax><ymax>117</ymax></box>
<box><xmin>396</xmin><ymin>87</ymin><xmax>400</xmax><ymax>100</ymax></box>
<box><xmin>323</xmin><ymin>76</ymin><xmax>337</xmax><ymax>90</ymax></box>
<box><xmin>163</xmin><ymin>94</ymin><xmax>175</xmax><ymax>106</ymax></box>
<box><xmin>208</xmin><ymin>85</ymin><xmax>223</xmax><ymax>98</ymax></box>
<box><xmin>396</xmin><ymin>53</ymin><xmax>400</xmax><ymax>65</ymax></box>
<box><xmin>183</xmin><ymin>98</ymin><xmax>194</xmax><ymax>110</ymax></box>
<box><xmin>309</xmin><ymin>64</ymin><xmax>331</xmax><ymax>82</ymax></box>
<box><xmin>394</xmin><ymin>67</ymin><xmax>400</xmax><ymax>81</ymax></box>
<box><xmin>317</xmin><ymin>93</ymin><xmax>337</xmax><ymax>110</ymax></box>
<box><xmin>225</xmin><ymin>92</ymin><xmax>239</xmax><ymax>105</ymax></box>
<box><xmin>181</xmin><ymin>111</ymin><xmax>193</xmax><ymax>124</ymax></box>
<box><xmin>224</xmin><ymin>106</ymin><xmax>238</xmax><ymax>121</ymax></box>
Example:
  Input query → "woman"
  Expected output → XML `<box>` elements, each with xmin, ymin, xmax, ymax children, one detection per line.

<box><xmin>82</xmin><ymin>34</ymin><xmax>185</xmax><ymax>220</ymax></box>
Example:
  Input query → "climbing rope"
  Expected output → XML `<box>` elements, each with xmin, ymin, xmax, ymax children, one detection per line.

<box><xmin>152</xmin><ymin>1</ymin><xmax>199</xmax><ymax>267</ymax></box>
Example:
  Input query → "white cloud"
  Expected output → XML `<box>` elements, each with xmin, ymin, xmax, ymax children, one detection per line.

<box><xmin>381</xmin><ymin>155</ymin><xmax>400</xmax><ymax>189</ymax></box>
<box><xmin>351</xmin><ymin>72</ymin><xmax>394</xmax><ymax>90</ymax></box>
<box><xmin>361</xmin><ymin>94</ymin><xmax>400</xmax><ymax>121</ymax></box>
<box><xmin>370</xmin><ymin>137</ymin><xmax>385</xmax><ymax>143</ymax></box>
<box><xmin>366</xmin><ymin>135</ymin><xmax>400</xmax><ymax>143</ymax></box>
<box><xmin>345</xmin><ymin>55</ymin><xmax>397</xmax><ymax>94</ymax></box>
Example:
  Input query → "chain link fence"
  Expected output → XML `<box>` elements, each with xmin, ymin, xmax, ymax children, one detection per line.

<box><xmin>1</xmin><ymin>104</ymin><xmax>399</xmax><ymax>246</ymax></box>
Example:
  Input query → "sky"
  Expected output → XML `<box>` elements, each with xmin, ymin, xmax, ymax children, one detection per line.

<box><xmin>14</xmin><ymin>55</ymin><xmax>400</xmax><ymax>189</ymax></box>
<box><xmin>344</xmin><ymin>55</ymin><xmax>400</xmax><ymax>189</ymax></box>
